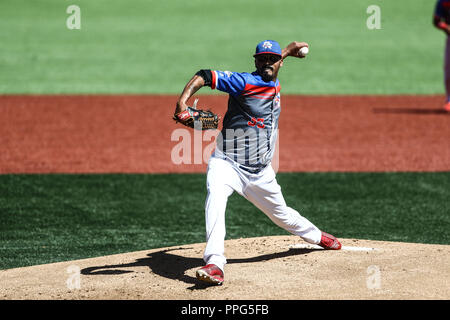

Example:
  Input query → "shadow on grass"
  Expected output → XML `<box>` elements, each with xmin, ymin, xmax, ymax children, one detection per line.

<box><xmin>81</xmin><ymin>247</ymin><xmax>317</xmax><ymax>290</ymax></box>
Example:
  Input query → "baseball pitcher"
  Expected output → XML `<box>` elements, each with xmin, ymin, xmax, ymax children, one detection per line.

<box><xmin>174</xmin><ymin>40</ymin><xmax>342</xmax><ymax>285</ymax></box>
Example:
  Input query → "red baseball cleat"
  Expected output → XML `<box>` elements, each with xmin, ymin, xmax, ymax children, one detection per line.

<box><xmin>196</xmin><ymin>264</ymin><xmax>224</xmax><ymax>285</ymax></box>
<box><xmin>444</xmin><ymin>102</ymin><xmax>450</xmax><ymax>112</ymax></box>
<box><xmin>319</xmin><ymin>231</ymin><xmax>342</xmax><ymax>250</ymax></box>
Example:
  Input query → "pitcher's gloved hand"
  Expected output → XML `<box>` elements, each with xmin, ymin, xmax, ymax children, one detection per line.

<box><xmin>173</xmin><ymin>99</ymin><xmax>219</xmax><ymax>130</ymax></box>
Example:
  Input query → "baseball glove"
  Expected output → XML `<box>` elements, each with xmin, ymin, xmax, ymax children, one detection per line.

<box><xmin>173</xmin><ymin>99</ymin><xmax>219</xmax><ymax>130</ymax></box>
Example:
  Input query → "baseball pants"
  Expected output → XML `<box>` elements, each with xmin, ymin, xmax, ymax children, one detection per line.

<box><xmin>445</xmin><ymin>36</ymin><xmax>450</xmax><ymax>101</ymax></box>
<box><xmin>203</xmin><ymin>154</ymin><xmax>322</xmax><ymax>272</ymax></box>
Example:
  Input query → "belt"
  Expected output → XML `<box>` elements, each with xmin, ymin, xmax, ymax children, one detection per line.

<box><xmin>215</xmin><ymin>152</ymin><xmax>265</xmax><ymax>174</ymax></box>
<box><xmin>238</xmin><ymin>164</ymin><xmax>264</xmax><ymax>174</ymax></box>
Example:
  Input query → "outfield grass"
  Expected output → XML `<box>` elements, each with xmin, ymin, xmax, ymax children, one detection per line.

<box><xmin>0</xmin><ymin>0</ymin><xmax>444</xmax><ymax>94</ymax></box>
<box><xmin>1</xmin><ymin>172</ymin><xmax>449</xmax><ymax>270</ymax></box>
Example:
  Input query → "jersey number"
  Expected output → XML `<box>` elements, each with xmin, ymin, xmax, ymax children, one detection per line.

<box><xmin>248</xmin><ymin>117</ymin><xmax>265</xmax><ymax>129</ymax></box>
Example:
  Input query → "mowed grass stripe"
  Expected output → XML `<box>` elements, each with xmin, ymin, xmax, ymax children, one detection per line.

<box><xmin>0</xmin><ymin>172</ymin><xmax>449</xmax><ymax>269</ymax></box>
<box><xmin>0</xmin><ymin>0</ymin><xmax>443</xmax><ymax>94</ymax></box>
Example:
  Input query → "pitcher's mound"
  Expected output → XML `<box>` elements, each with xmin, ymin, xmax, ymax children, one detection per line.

<box><xmin>1</xmin><ymin>236</ymin><xmax>449</xmax><ymax>300</ymax></box>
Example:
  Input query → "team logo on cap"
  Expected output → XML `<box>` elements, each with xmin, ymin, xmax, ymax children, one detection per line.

<box><xmin>262</xmin><ymin>41</ymin><xmax>272</xmax><ymax>49</ymax></box>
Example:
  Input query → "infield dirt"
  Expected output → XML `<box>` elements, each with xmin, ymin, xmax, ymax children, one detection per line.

<box><xmin>1</xmin><ymin>236</ymin><xmax>449</xmax><ymax>300</ymax></box>
<box><xmin>1</xmin><ymin>95</ymin><xmax>449</xmax><ymax>173</ymax></box>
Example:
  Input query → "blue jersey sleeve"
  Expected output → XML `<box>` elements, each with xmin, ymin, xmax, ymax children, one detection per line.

<box><xmin>211</xmin><ymin>70</ymin><xmax>246</xmax><ymax>96</ymax></box>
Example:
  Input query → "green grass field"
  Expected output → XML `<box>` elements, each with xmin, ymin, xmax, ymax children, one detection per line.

<box><xmin>1</xmin><ymin>173</ymin><xmax>449</xmax><ymax>270</ymax></box>
<box><xmin>0</xmin><ymin>0</ymin><xmax>445</xmax><ymax>94</ymax></box>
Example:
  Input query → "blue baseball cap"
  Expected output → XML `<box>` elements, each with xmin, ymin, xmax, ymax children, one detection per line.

<box><xmin>253</xmin><ymin>40</ymin><xmax>282</xmax><ymax>57</ymax></box>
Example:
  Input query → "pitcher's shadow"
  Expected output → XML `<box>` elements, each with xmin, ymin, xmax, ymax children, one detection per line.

<box><xmin>81</xmin><ymin>247</ymin><xmax>317</xmax><ymax>290</ymax></box>
<box><xmin>373</xmin><ymin>107</ymin><xmax>450</xmax><ymax>115</ymax></box>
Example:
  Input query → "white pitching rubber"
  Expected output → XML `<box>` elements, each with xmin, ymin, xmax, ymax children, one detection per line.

<box><xmin>289</xmin><ymin>243</ymin><xmax>377</xmax><ymax>252</ymax></box>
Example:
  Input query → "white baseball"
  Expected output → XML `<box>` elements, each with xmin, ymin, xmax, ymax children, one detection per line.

<box><xmin>299</xmin><ymin>47</ymin><xmax>309</xmax><ymax>56</ymax></box>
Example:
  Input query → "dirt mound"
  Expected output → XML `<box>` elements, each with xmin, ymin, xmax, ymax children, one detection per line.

<box><xmin>1</xmin><ymin>236</ymin><xmax>448</xmax><ymax>300</ymax></box>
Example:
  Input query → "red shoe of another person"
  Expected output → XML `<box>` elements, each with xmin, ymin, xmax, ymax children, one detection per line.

<box><xmin>444</xmin><ymin>102</ymin><xmax>450</xmax><ymax>112</ymax></box>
